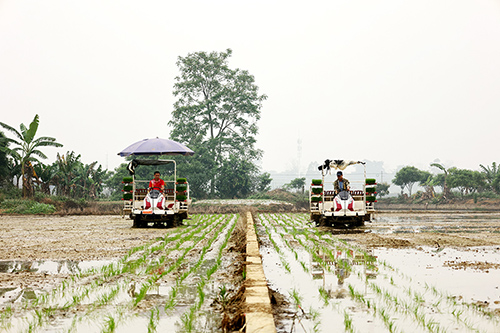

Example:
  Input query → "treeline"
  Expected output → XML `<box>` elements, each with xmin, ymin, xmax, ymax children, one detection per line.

<box><xmin>0</xmin><ymin>116</ymin><xmax>109</xmax><ymax>200</ymax></box>
<box><xmin>391</xmin><ymin>162</ymin><xmax>500</xmax><ymax>200</ymax></box>
<box><xmin>0</xmin><ymin>114</ymin><xmax>271</xmax><ymax>201</ymax></box>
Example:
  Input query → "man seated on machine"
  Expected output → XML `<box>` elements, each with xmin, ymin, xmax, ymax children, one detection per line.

<box><xmin>149</xmin><ymin>171</ymin><xmax>165</xmax><ymax>193</ymax></box>
<box><xmin>333</xmin><ymin>171</ymin><xmax>350</xmax><ymax>195</ymax></box>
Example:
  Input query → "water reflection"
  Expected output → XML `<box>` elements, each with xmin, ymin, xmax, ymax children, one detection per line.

<box><xmin>0</xmin><ymin>259</ymin><xmax>111</xmax><ymax>274</ymax></box>
<box><xmin>310</xmin><ymin>249</ymin><xmax>378</xmax><ymax>295</ymax></box>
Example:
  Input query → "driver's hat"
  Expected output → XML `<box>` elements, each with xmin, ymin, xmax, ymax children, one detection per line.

<box><xmin>336</xmin><ymin>171</ymin><xmax>343</xmax><ymax>176</ymax></box>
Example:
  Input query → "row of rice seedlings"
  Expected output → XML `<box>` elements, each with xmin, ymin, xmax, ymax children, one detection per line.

<box><xmin>140</xmin><ymin>216</ymin><xmax>226</xmax><ymax>276</ymax></box>
<box><xmin>9</xmin><ymin>215</ymin><xmax>223</xmax><ymax>332</ymax></box>
<box><xmin>57</xmin><ymin>214</ymin><xmax>234</xmax><ymax>332</ymax></box>
<box><xmin>264</xmin><ymin>214</ymin><xmax>313</xmax><ymax>273</ymax></box>
<box><xmin>90</xmin><ymin>220</ymin><xmax>203</xmax><ymax>278</ymax></box>
<box><xmin>261</xmin><ymin>215</ymin><xmax>429</xmax><ymax>331</ymax></box>
<box><xmin>179</xmin><ymin>215</ymin><xmax>238</xmax><ymax>332</ymax></box>
<box><xmin>147</xmin><ymin>306</ymin><xmax>160</xmax><ymax>333</ymax></box>
<box><xmin>254</xmin><ymin>215</ymin><xmax>324</xmax><ymax>332</ymax></box>
<box><xmin>157</xmin><ymin>214</ymin><xmax>237</xmax><ymax>312</ymax></box>
<box><xmin>288</xmin><ymin>216</ymin><xmax>435</xmax><ymax>332</ymax></box>
<box><xmin>280</xmin><ymin>215</ymin><xmax>456</xmax><ymax>331</ymax></box>
<box><xmin>271</xmin><ymin>213</ymin><xmax>499</xmax><ymax>332</ymax></box>
<box><xmin>133</xmin><ymin>215</ymin><xmax>231</xmax><ymax>306</ymax></box>
<box><xmin>258</xmin><ymin>215</ymin><xmax>293</xmax><ymax>273</ymax></box>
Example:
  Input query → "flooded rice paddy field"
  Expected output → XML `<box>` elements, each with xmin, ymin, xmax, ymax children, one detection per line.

<box><xmin>257</xmin><ymin>212</ymin><xmax>500</xmax><ymax>333</ymax></box>
<box><xmin>0</xmin><ymin>214</ymin><xmax>247</xmax><ymax>332</ymax></box>
<box><xmin>0</xmin><ymin>211</ymin><xmax>499</xmax><ymax>332</ymax></box>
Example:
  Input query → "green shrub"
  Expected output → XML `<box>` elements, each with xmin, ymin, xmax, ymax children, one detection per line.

<box><xmin>366</xmin><ymin>195</ymin><xmax>376</xmax><ymax>202</ymax></box>
<box><xmin>312</xmin><ymin>179</ymin><xmax>322</xmax><ymax>185</ymax></box>
<box><xmin>0</xmin><ymin>186</ymin><xmax>22</xmax><ymax>202</ymax></box>
<box><xmin>177</xmin><ymin>178</ymin><xmax>187</xmax><ymax>184</ymax></box>
<box><xmin>1</xmin><ymin>199</ymin><xmax>55</xmax><ymax>214</ymax></box>
<box><xmin>310</xmin><ymin>196</ymin><xmax>322</xmax><ymax>202</ymax></box>
<box><xmin>123</xmin><ymin>185</ymin><xmax>133</xmax><ymax>192</ymax></box>
<box><xmin>365</xmin><ymin>178</ymin><xmax>376</xmax><ymax>185</ymax></box>
<box><xmin>123</xmin><ymin>193</ymin><xmax>133</xmax><ymax>200</ymax></box>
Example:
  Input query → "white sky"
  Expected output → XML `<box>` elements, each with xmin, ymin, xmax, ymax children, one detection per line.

<box><xmin>1</xmin><ymin>0</ymin><xmax>499</xmax><ymax>175</ymax></box>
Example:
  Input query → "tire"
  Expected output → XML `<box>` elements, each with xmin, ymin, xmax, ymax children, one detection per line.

<box><xmin>133</xmin><ymin>216</ymin><xmax>141</xmax><ymax>228</ymax></box>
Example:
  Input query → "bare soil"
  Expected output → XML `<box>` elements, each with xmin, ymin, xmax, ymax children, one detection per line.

<box><xmin>0</xmin><ymin>215</ymin><xmax>169</xmax><ymax>261</ymax></box>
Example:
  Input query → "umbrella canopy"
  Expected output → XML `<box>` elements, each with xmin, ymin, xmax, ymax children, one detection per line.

<box><xmin>117</xmin><ymin>137</ymin><xmax>195</xmax><ymax>157</ymax></box>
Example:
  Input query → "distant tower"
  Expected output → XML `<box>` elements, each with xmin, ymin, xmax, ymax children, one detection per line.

<box><xmin>297</xmin><ymin>137</ymin><xmax>302</xmax><ymax>177</ymax></box>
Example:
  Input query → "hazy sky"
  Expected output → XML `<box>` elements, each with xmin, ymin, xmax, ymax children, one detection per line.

<box><xmin>1</xmin><ymin>0</ymin><xmax>499</xmax><ymax>176</ymax></box>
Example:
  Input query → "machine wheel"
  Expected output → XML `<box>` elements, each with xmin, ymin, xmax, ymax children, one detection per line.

<box><xmin>318</xmin><ymin>217</ymin><xmax>329</xmax><ymax>227</ymax></box>
<box><xmin>133</xmin><ymin>216</ymin><xmax>145</xmax><ymax>228</ymax></box>
<box><xmin>173</xmin><ymin>215</ymin><xmax>181</xmax><ymax>227</ymax></box>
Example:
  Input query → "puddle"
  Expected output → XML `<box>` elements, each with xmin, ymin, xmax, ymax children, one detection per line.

<box><xmin>0</xmin><ymin>259</ymin><xmax>112</xmax><ymax>274</ymax></box>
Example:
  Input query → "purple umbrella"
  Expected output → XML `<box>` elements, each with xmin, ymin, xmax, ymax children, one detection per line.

<box><xmin>117</xmin><ymin>137</ymin><xmax>195</xmax><ymax>157</ymax></box>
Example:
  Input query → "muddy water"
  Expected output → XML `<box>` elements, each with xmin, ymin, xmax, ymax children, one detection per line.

<box><xmin>257</xmin><ymin>213</ymin><xmax>500</xmax><ymax>333</ymax></box>
<box><xmin>375</xmin><ymin>247</ymin><xmax>500</xmax><ymax>309</ymax></box>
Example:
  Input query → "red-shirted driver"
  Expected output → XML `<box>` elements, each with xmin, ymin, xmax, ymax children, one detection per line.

<box><xmin>149</xmin><ymin>171</ymin><xmax>165</xmax><ymax>193</ymax></box>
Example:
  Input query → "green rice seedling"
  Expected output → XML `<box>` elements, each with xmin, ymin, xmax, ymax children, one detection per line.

<box><xmin>197</xmin><ymin>283</ymin><xmax>205</xmax><ymax>307</ymax></box>
<box><xmin>343</xmin><ymin>311</ymin><xmax>354</xmax><ymax>333</ymax></box>
<box><xmin>101</xmin><ymin>285</ymin><xmax>121</xmax><ymax>307</ymax></box>
<box><xmin>34</xmin><ymin>309</ymin><xmax>44</xmax><ymax>328</ymax></box>
<box><xmin>165</xmin><ymin>286</ymin><xmax>178</xmax><ymax>312</ymax></box>
<box><xmin>451</xmin><ymin>309</ymin><xmax>463</xmax><ymax>322</ymax></box>
<box><xmin>102</xmin><ymin>315</ymin><xmax>116</xmax><ymax>333</ymax></box>
<box><xmin>413</xmin><ymin>292</ymin><xmax>424</xmax><ymax>304</ymax></box>
<box><xmin>318</xmin><ymin>287</ymin><xmax>330</xmax><ymax>306</ymax></box>
<box><xmin>309</xmin><ymin>307</ymin><xmax>321</xmax><ymax>333</ymax></box>
<box><xmin>289</xmin><ymin>288</ymin><xmax>303</xmax><ymax>309</ymax></box>
<box><xmin>180</xmin><ymin>307</ymin><xmax>196</xmax><ymax>332</ymax></box>
<box><xmin>426</xmin><ymin>320</ymin><xmax>441</xmax><ymax>332</ymax></box>
<box><xmin>378</xmin><ymin>307</ymin><xmax>389</xmax><ymax>322</ymax></box>
<box><xmin>413</xmin><ymin>306</ymin><xmax>426</xmax><ymax>327</ymax></box>
<box><xmin>148</xmin><ymin>307</ymin><xmax>160</xmax><ymax>333</ymax></box>
<box><xmin>299</xmin><ymin>261</ymin><xmax>309</xmax><ymax>273</ymax></box>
